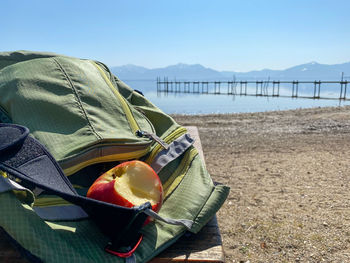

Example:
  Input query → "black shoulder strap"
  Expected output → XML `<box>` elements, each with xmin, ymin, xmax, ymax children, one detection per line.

<box><xmin>0</xmin><ymin>123</ymin><xmax>148</xmax><ymax>252</ymax></box>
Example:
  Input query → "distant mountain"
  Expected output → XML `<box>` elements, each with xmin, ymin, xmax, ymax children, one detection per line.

<box><xmin>114</xmin><ymin>64</ymin><xmax>149</xmax><ymax>75</ymax></box>
<box><xmin>275</xmin><ymin>62</ymin><xmax>350</xmax><ymax>80</ymax></box>
<box><xmin>110</xmin><ymin>61</ymin><xmax>350</xmax><ymax>81</ymax></box>
<box><xmin>111</xmin><ymin>63</ymin><xmax>223</xmax><ymax>81</ymax></box>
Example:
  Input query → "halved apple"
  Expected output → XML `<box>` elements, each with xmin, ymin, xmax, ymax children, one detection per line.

<box><xmin>87</xmin><ymin>160</ymin><xmax>163</xmax><ymax>224</ymax></box>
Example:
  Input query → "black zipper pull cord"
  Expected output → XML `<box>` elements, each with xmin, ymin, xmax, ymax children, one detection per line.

<box><xmin>136</xmin><ymin>130</ymin><xmax>169</xmax><ymax>150</ymax></box>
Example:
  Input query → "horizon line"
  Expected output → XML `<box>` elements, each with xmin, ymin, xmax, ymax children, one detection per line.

<box><xmin>110</xmin><ymin>60</ymin><xmax>350</xmax><ymax>74</ymax></box>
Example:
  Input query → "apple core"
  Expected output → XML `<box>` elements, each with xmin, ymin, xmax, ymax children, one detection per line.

<box><xmin>87</xmin><ymin>160</ymin><xmax>163</xmax><ymax>216</ymax></box>
<box><xmin>114</xmin><ymin>162</ymin><xmax>161</xmax><ymax>206</ymax></box>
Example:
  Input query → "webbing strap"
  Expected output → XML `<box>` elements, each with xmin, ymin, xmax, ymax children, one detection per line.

<box><xmin>0</xmin><ymin>175</ymin><xmax>26</xmax><ymax>193</ymax></box>
<box><xmin>150</xmin><ymin>133</ymin><xmax>195</xmax><ymax>174</ymax></box>
<box><xmin>144</xmin><ymin>208</ymin><xmax>193</xmax><ymax>230</ymax></box>
<box><xmin>0</xmin><ymin>175</ymin><xmax>35</xmax><ymax>205</ymax></box>
<box><xmin>0</xmin><ymin>175</ymin><xmax>88</xmax><ymax>220</ymax></box>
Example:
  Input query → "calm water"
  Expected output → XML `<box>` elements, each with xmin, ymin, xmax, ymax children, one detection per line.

<box><xmin>125</xmin><ymin>80</ymin><xmax>350</xmax><ymax>115</ymax></box>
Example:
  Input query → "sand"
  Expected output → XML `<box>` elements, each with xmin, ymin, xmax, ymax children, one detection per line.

<box><xmin>172</xmin><ymin>105</ymin><xmax>350</xmax><ymax>263</ymax></box>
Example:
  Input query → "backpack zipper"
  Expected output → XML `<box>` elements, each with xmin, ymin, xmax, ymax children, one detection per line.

<box><xmin>62</xmin><ymin>144</ymin><xmax>152</xmax><ymax>176</ymax></box>
<box><xmin>61</xmin><ymin>61</ymin><xmax>185</xmax><ymax>176</ymax></box>
<box><xmin>92</xmin><ymin>61</ymin><xmax>171</xmax><ymax>151</ymax></box>
<box><xmin>145</xmin><ymin>126</ymin><xmax>188</xmax><ymax>164</ymax></box>
<box><xmin>62</xmin><ymin>129</ymin><xmax>170</xmax><ymax>176</ymax></box>
<box><xmin>57</xmin><ymin>61</ymin><xmax>157</xmax><ymax>176</ymax></box>
<box><xmin>91</xmin><ymin>61</ymin><xmax>140</xmax><ymax>134</ymax></box>
<box><xmin>136</xmin><ymin>130</ymin><xmax>169</xmax><ymax>150</ymax></box>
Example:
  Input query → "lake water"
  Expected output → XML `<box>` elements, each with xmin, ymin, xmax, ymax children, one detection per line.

<box><xmin>124</xmin><ymin>80</ymin><xmax>350</xmax><ymax>115</ymax></box>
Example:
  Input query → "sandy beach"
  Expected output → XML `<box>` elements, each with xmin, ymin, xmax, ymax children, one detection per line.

<box><xmin>173</xmin><ymin>105</ymin><xmax>350</xmax><ymax>262</ymax></box>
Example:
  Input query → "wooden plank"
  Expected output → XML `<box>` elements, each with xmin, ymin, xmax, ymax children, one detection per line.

<box><xmin>150</xmin><ymin>126</ymin><xmax>224</xmax><ymax>263</ymax></box>
<box><xmin>150</xmin><ymin>216</ymin><xmax>224</xmax><ymax>263</ymax></box>
<box><xmin>0</xmin><ymin>127</ymin><xmax>225</xmax><ymax>263</ymax></box>
<box><xmin>185</xmin><ymin>126</ymin><xmax>206</xmax><ymax>167</ymax></box>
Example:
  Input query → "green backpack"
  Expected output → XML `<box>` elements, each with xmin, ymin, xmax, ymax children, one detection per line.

<box><xmin>0</xmin><ymin>51</ymin><xmax>229</xmax><ymax>263</ymax></box>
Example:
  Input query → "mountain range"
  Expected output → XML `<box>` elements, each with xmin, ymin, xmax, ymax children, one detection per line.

<box><xmin>110</xmin><ymin>61</ymin><xmax>350</xmax><ymax>81</ymax></box>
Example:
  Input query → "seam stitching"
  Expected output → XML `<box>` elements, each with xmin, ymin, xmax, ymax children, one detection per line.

<box><xmin>51</xmin><ymin>57</ymin><xmax>102</xmax><ymax>140</ymax></box>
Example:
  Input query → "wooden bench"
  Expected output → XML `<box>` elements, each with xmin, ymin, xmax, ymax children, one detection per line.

<box><xmin>150</xmin><ymin>126</ymin><xmax>225</xmax><ymax>262</ymax></box>
<box><xmin>0</xmin><ymin>126</ymin><xmax>225</xmax><ymax>263</ymax></box>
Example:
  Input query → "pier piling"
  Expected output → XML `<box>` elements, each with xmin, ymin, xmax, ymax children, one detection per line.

<box><xmin>156</xmin><ymin>78</ymin><xmax>349</xmax><ymax>101</ymax></box>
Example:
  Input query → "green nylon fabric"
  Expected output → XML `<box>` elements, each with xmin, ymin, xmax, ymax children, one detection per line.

<box><xmin>0</xmin><ymin>51</ymin><xmax>230</xmax><ymax>262</ymax></box>
<box><xmin>0</xmin><ymin>53</ymin><xmax>154</xmax><ymax>163</ymax></box>
<box><xmin>0</xmin><ymin>154</ymin><xmax>229</xmax><ymax>263</ymax></box>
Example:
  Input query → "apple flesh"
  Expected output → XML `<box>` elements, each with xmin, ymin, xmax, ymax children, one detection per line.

<box><xmin>87</xmin><ymin>160</ymin><xmax>163</xmax><ymax>223</ymax></box>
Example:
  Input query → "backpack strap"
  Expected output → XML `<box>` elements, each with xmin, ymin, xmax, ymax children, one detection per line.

<box><xmin>0</xmin><ymin>123</ymin><xmax>150</xmax><ymax>252</ymax></box>
<box><xmin>150</xmin><ymin>133</ymin><xmax>195</xmax><ymax>173</ymax></box>
<box><xmin>144</xmin><ymin>208</ymin><xmax>193</xmax><ymax>229</ymax></box>
<box><xmin>0</xmin><ymin>123</ymin><xmax>195</xmax><ymax>261</ymax></box>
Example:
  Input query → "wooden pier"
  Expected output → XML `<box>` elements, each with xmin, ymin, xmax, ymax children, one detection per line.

<box><xmin>157</xmin><ymin>77</ymin><xmax>349</xmax><ymax>100</ymax></box>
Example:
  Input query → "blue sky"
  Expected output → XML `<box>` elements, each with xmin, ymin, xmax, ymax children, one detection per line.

<box><xmin>1</xmin><ymin>0</ymin><xmax>350</xmax><ymax>71</ymax></box>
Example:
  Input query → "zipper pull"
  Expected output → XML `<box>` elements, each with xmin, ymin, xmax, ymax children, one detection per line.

<box><xmin>136</xmin><ymin>130</ymin><xmax>169</xmax><ymax>150</ymax></box>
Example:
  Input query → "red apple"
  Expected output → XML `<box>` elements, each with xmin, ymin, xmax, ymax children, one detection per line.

<box><xmin>87</xmin><ymin>160</ymin><xmax>163</xmax><ymax>224</ymax></box>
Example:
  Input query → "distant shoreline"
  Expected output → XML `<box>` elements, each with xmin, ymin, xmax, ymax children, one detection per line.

<box><xmin>144</xmin><ymin>90</ymin><xmax>350</xmax><ymax>115</ymax></box>
<box><xmin>170</xmin><ymin>104</ymin><xmax>350</xmax><ymax>117</ymax></box>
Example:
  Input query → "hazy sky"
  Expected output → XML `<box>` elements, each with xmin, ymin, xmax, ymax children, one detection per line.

<box><xmin>2</xmin><ymin>0</ymin><xmax>350</xmax><ymax>71</ymax></box>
